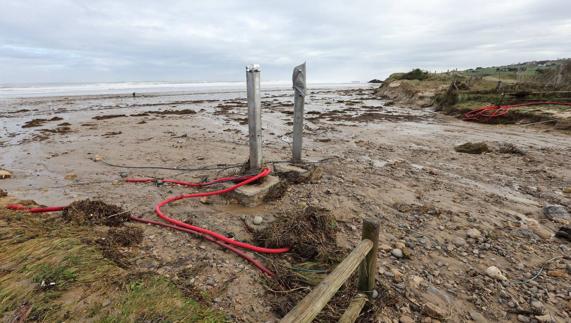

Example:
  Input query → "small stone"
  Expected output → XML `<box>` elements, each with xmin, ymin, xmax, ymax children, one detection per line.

<box><xmin>452</xmin><ymin>237</ymin><xmax>466</xmax><ymax>246</ymax></box>
<box><xmin>0</xmin><ymin>189</ymin><xmax>7</xmax><ymax>197</ymax></box>
<box><xmin>423</xmin><ymin>303</ymin><xmax>447</xmax><ymax>319</ymax></box>
<box><xmin>517</xmin><ymin>315</ymin><xmax>530</xmax><ymax>323</ymax></box>
<box><xmin>546</xmin><ymin>269</ymin><xmax>566</xmax><ymax>278</ymax></box>
<box><xmin>391</xmin><ymin>248</ymin><xmax>404</xmax><ymax>258</ymax></box>
<box><xmin>486</xmin><ymin>266</ymin><xmax>507</xmax><ymax>280</ymax></box>
<box><xmin>399</xmin><ymin>315</ymin><xmax>415</xmax><ymax>323</ymax></box>
<box><xmin>94</xmin><ymin>155</ymin><xmax>103</xmax><ymax>161</ymax></box>
<box><xmin>379</xmin><ymin>244</ymin><xmax>392</xmax><ymax>252</ymax></box>
<box><xmin>466</xmin><ymin>228</ymin><xmax>481</xmax><ymax>238</ymax></box>
<box><xmin>469</xmin><ymin>311</ymin><xmax>488</xmax><ymax>323</ymax></box>
<box><xmin>253</xmin><ymin>216</ymin><xmax>263</xmax><ymax>225</ymax></box>
<box><xmin>0</xmin><ymin>170</ymin><xmax>12</xmax><ymax>179</ymax></box>
<box><xmin>563</xmin><ymin>187</ymin><xmax>571</xmax><ymax>194</ymax></box>
<box><xmin>531</xmin><ymin>300</ymin><xmax>544</xmax><ymax>311</ymax></box>
<box><xmin>371</xmin><ymin>289</ymin><xmax>379</xmax><ymax>298</ymax></box>
<box><xmin>543</xmin><ymin>204</ymin><xmax>570</xmax><ymax>224</ymax></box>
<box><xmin>392</xmin><ymin>269</ymin><xmax>403</xmax><ymax>282</ymax></box>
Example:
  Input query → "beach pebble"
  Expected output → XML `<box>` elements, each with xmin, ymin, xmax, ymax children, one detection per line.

<box><xmin>543</xmin><ymin>204</ymin><xmax>570</xmax><ymax>224</ymax></box>
<box><xmin>253</xmin><ymin>216</ymin><xmax>263</xmax><ymax>225</ymax></box>
<box><xmin>486</xmin><ymin>266</ymin><xmax>507</xmax><ymax>280</ymax></box>
<box><xmin>399</xmin><ymin>315</ymin><xmax>415</xmax><ymax>323</ymax></box>
<box><xmin>391</xmin><ymin>248</ymin><xmax>404</xmax><ymax>258</ymax></box>
<box><xmin>466</xmin><ymin>228</ymin><xmax>481</xmax><ymax>238</ymax></box>
<box><xmin>452</xmin><ymin>237</ymin><xmax>466</xmax><ymax>246</ymax></box>
<box><xmin>517</xmin><ymin>315</ymin><xmax>530</xmax><ymax>322</ymax></box>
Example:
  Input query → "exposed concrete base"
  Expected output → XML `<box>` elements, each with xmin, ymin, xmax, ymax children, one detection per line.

<box><xmin>227</xmin><ymin>175</ymin><xmax>281</xmax><ymax>207</ymax></box>
<box><xmin>273</xmin><ymin>163</ymin><xmax>322</xmax><ymax>184</ymax></box>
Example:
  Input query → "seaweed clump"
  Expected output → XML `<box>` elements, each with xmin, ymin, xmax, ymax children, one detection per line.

<box><xmin>62</xmin><ymin>200</ymin><xmax>129</xmax><ymax>226</ymax></box>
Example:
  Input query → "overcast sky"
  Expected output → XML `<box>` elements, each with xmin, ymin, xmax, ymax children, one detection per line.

<box><xmin>1</xmin><ymin>0</ymin><xmax>570</xmax><ymax>84</ymax></box>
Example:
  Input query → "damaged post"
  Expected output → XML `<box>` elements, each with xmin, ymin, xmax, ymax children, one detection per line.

<box><xmin>357</xmin><ymin>217</ymin><xmax>380</xmax><ymax>295</ymax></box>
<box><xmin>292</xmin><ymin>62</ymin><xmax>306</xmax><ymax>163</ymax></box>
<box><xmin>246</xmin><ymin>64</ymin><xmax>263</xmax><ymax>170</ymax></box>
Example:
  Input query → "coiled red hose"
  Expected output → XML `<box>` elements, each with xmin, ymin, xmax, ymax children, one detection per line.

<box><xmin>464</xmin><ymin>101</ymin><xmax>571</xmax><ymax>121</ymax></box>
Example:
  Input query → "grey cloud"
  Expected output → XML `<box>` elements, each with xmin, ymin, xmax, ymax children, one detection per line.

<box><xmin>0</xmin><ymin>0</ymin><xmax>569</xmax><ymax>83</ymax></box>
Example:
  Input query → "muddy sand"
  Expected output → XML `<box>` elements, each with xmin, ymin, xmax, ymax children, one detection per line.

<box><xmin>1</xmin><ymin>85</ymin><xmax>570</xmax><ymax>322</ymax></box>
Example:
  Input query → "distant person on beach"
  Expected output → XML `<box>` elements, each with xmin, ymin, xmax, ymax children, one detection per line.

<box><xmin>132</xmin><ymin>92</ymin><xmax>136</xmax><ymax>97</ymax></box>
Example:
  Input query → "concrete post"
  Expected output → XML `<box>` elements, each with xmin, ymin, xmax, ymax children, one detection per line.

<box><xmin>292</xmin><ymin>62</ymin><xmax>306</xmax><ymax>163</ymax></box>
<box><xmin>246</xmin><ymin>64</ymin><xmax>263</xmax><ymax>170</ymax></box>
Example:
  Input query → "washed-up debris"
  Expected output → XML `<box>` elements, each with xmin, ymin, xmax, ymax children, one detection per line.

<box><xmin>22</xmin><ymin>116</ymin><xmax>63</xmax><ymax>128</ymax></box>
<box><xmin>254</xmin><ymin>206</ymin><xmax>342</xmax><ymax>262</ymax></box>
<box><xmin>62</xmin><ymin>199</ymin><xmax>129</xmax><ymax>226</ymax></box>
<box><xmin>0</xmin><ymin>169</ymin><xmax>12</xmax><ymax>179</ymax></box>
<box><xmin>498</xmin><ymin>142</ymin><xmax>525</xmax><ymax>155</ymax></box>
<box><xmin>454</xmin><ymin>142</ymin><xmax>490</xmax><ymax>154</ymax></box>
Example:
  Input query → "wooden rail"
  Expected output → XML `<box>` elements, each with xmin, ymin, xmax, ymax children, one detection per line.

<box><xmin>280</xmin><ymin>218</ymin><xmax>380</xmax><ymax>323</ymax></box>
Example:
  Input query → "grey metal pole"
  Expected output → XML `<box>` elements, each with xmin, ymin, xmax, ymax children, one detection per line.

<box><xmin>246</xmin><ymin>64</ymin><xmax>263</xmax><ymax>170</ymax></box>
<box><xmin>292</xmin><ymin>62</ymin><xmax>306</xmax><ymax>163</ymax></box>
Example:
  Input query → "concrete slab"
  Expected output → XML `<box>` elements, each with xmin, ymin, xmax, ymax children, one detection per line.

<box><xmin>227</xmin><ymin>175</ymin><xmax>282</xmax><ymax>207</ymax></box>
<box><xmin>273</xmin><ymin>163</ymin><xmax>322</xmax><ymax>184</ymax></box>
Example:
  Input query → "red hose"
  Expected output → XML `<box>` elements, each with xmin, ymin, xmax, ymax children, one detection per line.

<box><xmin>6</xmin><ymin>204</ymin><xmax>66</xmax><ymax>213</ymax></box>
<box><xmin>6</xmin><ymin>167</ymin><xmax>289</xmax><ymax>275</ymax></box>
<box><xmin>464</xmin><ymin>101</ymin><xmax>571</xmax><ymax>122</ymax></box>
<box><xmin>149</xmin><ymin>168</ymin><xmax>289</xmax><ymax>254</ymax></box>
<box><xmin>130</xmin><ymin>216</ymin><xmax>274</xmax><ymax>276</ymax></box>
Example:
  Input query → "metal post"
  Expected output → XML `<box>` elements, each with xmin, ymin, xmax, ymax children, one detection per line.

<box><xmin>246</xmin><ymin>64</ymin><xmax>263</xmax><ymax>170</ymax></box>
<box><xmin>292</xmin><ymin>62</ymin><xmax>306</xmax><ymax>163</ymax></box>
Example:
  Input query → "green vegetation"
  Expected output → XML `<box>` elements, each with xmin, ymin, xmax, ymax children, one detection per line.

<box><xmin>399</xmin><ymin>68</ymin><xmax>429</xmax><ymax>81</ymax></box>
<box><xmin>378</xmin><ymin>58</ymin><xmax>571</xmax><ymax>127</ymax></box>
<box><xmin>0</xmin><ymin>207</ymin><xmax>226</xmax><ymax>322</ymax></box>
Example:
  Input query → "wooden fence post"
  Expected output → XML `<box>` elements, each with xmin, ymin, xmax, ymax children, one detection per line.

<box><xmin>357</xmin><ymin>217</ymin><xmax>380</xmax><ymax>294</ymax></box>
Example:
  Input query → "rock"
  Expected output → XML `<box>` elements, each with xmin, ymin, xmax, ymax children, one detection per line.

<box><xmin>469</xmin><ymin>311</ymin><xmax>488</xmax><ymax>323</ymax></box>
<box><xmin>94</xmin><ymin>155</ymin><xmax>103</xmax><ymax>161</ymax></box>
<box><xmin>253</xmin><ymin>216</ymin><xmax>263</xmax><ymax>225</ymax></box>
<box><xmin>379</xmin><ymin>243</ymin><xmax>393</xmax><ymax>252</ymax></box>
<box><xmin>563</xmin><ymin>187</ymin><xmax>571</xmax><ymax>194</ymax></box>
<box><xmin>546</xmin><ymin>269</ymin><xmax>566</xmax><ymax>278</ymax></box>
<box><xmin>0</xmin><ymin>189</ymin><xmax>7</xmax><ymax>197</ymax></box>
<box><xmin>368</xmin><ymin>79</ymin><xmax>383</xmax><ymax>83</ymax></box>
<box><xmin>0</xmin><ymin>170</ymin><xmax>12</xmax><ymax>179</ymax></box>
<box><xmin>485</xmin><ymin>266</ymin><xmax>507</xmax><ymax>281</ymax></box>
<box><xmin>525</xmin><ymin>219</ymin><xmax>554</xmax><ymax>240</ymax></box>
<box><xmin>543</xmin><ymin>205</ymin><xmax>570</xmax><ymax>224</ymax></box>
<box><xmin>423</xmin><ymin>302</ymin><xmax>447</xmax><ymax>319</ymax></box>
<box><xmin>531</xmin><ymin>300</ymin><xmax>544</xmax><ymax>311</ymax></box>
<box><xmin>392</xmin><ymin>248</ymin><xmax>404</xmax><ymax>258</ymax></box>
<box><xmin>399</xmin><ymin>315</ymin><xmax>415</xmax><ymax>323</ymax></box>
<box><xmin>454</xmin><ymin>142</ymin><xmax>489</xmax><ymax>154</ymax></box>
<box><xmin>466</xmin><ymin>228</ymin><xmax>481</xmax><ymax>238</ymax></box>
<box><xmin>517</xmin><ymin>315</ymin><xmax>530</xmax><ymax>322</ymax></box>
<box><xmin>452</xmin><ymin>237</ymin><xmax>467</xmax><ymax>246</ymax></box>
<box><xmin>392</xmin><ymin>269</ymin><xmax>403</xmax><ymax>282</ymax></box>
